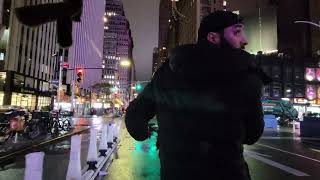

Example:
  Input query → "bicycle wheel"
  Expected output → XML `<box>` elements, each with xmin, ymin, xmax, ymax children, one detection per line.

<box><xmin>62</xmin><ymin>118</ymin><xmax>71</xmax><ymax>131</ymax></box>
<box><xmin>28</xmin><ymin>123</ymin><xmax>40</xmax><ymax>139</ymax></box>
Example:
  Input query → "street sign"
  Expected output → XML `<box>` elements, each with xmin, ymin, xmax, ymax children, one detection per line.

<box><xmin>49</xmin><ymin>80</ymin><xmax>59</xmax><ymax>84</ymax></box>
<box><xmin>63</xmin><ymin>63</ymin><xmax>69</xmax><ymax>69</ymax></box>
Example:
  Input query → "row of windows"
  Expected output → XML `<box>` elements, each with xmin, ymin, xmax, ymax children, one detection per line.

<box><xmin>108</xmin><ymin>21</ymin><xmax>127</xmax><ymax>26</ymax></box>
<box><xmin>263</xmin><ymin>84</ymin><xmax>305</xmax><ymax>98</ymax></box>
<box><xmin>104</xmin><ymin>75</ymin><xmax>115</xmax><ymax>79</ymax></box>
<box><xmin>14</xmin><ymin>17</ymin><xmax>57</xmax><ymax>82</ymax></box>
<box><xmin>105</xmin><ymin>55</ymin><xmax>121</xmax><ymax>60</ymax></box>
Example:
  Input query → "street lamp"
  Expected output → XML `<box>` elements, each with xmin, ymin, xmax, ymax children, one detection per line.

<box><xmin>120</xmin><ymin>59</ymin><xmax>131</xmax><ymax>67</ymax></box>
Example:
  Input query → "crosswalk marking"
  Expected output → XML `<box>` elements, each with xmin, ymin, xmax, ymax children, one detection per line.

<box><xmin>261</xmin><ymin>136</ymin><xmax>320</xmax><ymax>141</ymax></box>
<box><xmin>310</xmin><ymin>148</ymin><xmax>320</xmax><ymax>153</ymax></box>
<box><xmin>256</xmin><ymin>143</ymin><xmax>320</xmax><ymax>163</ymax></box>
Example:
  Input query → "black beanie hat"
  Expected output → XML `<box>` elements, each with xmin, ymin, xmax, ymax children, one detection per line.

<box><xmin>197</xmin><ymin>10</ymin><xmax>243</xmax><ymax>41</ymax></box>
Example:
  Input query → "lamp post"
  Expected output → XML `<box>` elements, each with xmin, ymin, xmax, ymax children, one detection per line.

<box><xmin>119</xmin><ymin>59</ymin><xmax>133</xmax><ymax>103</ymax></box>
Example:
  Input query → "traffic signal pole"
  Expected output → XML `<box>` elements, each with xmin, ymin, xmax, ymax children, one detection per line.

<box><xmin>57</xmin><ymin>48</ymin><xmax>65</xmax><ymax>110</ymax></box>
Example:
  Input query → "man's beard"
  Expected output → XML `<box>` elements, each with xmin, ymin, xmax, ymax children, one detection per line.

<box><xmin>219</xmin><ymin>35</ymin><xmax>246</xmax><ymax>50</ymax></box>
<box><xmin>219</xmin><ymin>36</ymin><xmax>234</xmax><ymax>49</ymax></box>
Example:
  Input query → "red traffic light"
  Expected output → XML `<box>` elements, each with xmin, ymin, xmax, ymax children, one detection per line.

<box><xmin>76</xmin><ymin>68</ymin><xmax>84</xmax><ymax>83</ymax></box>
<box><xmin>76</xmin><ymin>68</ymin><xmax>84</xmax><ymax>74</ymax></box>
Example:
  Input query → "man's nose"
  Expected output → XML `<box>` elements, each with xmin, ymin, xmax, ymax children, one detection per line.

<box><xmin>241</xmin><ymin>36</ymin><xmax>248</xmax><ymax>46</ymax></box>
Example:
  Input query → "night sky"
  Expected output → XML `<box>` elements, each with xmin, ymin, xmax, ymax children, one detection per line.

<box><xmin>122</xmin><ymin>0</ymin><xmax>160</xmax><ymax>81</ymax></box>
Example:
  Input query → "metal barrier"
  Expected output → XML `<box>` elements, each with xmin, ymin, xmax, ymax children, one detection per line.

<box><xmin>23</xmin><ymin>120</ymin><xmax>122</xmax><ymax>180</ymax></box>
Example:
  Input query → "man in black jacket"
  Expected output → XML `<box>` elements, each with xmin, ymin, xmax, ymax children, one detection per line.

<box><xmin>125</xmin><ymin>11</ymin><xmax>271</xmax><ymax>180</ymax></box>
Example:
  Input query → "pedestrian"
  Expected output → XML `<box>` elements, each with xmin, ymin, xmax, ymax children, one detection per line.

<box><xmin>125</xmin><ymin>10</ymin><xmax>271</xmax><ymax>180</ymax></box>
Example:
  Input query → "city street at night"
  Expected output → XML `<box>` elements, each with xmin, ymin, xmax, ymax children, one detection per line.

<box><xmin>0</xmin><ymin>115</ymin><xmax>119</xmax><ymax>180</ymax></box>
<box><xmin>1</xmin><ymin>0</ymin><xmax>320</xmax><ymax>179</ymax></box>
<box><xmin>1</xmin><ymin>115</ymin><xmax>320</xmax><ymax>180</ymax></box>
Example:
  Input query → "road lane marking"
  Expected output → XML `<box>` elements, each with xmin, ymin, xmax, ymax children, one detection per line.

<box><xmin>244</xmin><ymin>150</ymin><xmax>272</xmax><ymax>158</ymax></box>
<box><xmin>310</xmin><ymin>148</ymin><xmax>320</xmax><ymax>153</ymax></box>
<box><xmin>244</xmin><ymin>151</ymin><xmax>310</xmax><ymax>176</ymax></box>
<box><xmin>256</xmin><ymin>143</ymin><xmax>320</xmax><ymax>163</ymax></box>
<box><xmin>261</xmin><ymin>136</ymin><xmax>320</xmax><ymax>141</ymax></box>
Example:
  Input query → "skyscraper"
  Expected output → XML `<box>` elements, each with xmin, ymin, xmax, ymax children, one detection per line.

<box><xmin>103</xmin><ymin>0</ymin><xmax>133</xmax><ymax>103</ymax></box>
<box><xmin>67</xmin><ymin>0</ymin><xmax>105</xmax><ymax>111</ymax></box>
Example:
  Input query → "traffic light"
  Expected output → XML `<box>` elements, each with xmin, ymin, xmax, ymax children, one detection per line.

<box><xmin>136</xmin><ymin>83</ymin><xmax>142</xmax><ymax>92</ymax></box>
<box><xmin>76</xmin><ymin>68</ymin><xmax>84</xmax><ymax>83</ymax></box>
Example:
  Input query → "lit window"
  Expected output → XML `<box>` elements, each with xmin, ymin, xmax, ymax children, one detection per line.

<box><xmin>223</xmin><ymin>0</ymin><xmax>227</xmax><ymax>6</ymax></box>
<box><xmin>233</xmin><ymin>10</ymin><xmax>240</xmax><ymax>15</ymax></box>
<box><xmin>0</xmin><ymin>53</ymin><xmax>4</xmax><ymax>60</ymax></box>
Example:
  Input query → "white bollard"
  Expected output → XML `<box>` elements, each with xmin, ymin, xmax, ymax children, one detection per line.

<box><xmin>99</xmin><ymin>125</ymin><xmax>108</xmax><ymax>156</ymax></box>
<box><xmin>24</xmin><ymin>152</ymin><xmax>45</xmax><ymax>180</ymax></box>
<box><xmin>113</xmin><ymin>120</ymin><xmax>122</xmax><ymax>143</ymax></box>
<box><xmin>107</xmin><ymin>123</ymin><xmax>114</xmax><ymax>149</ymax></box>
<box><xmin>87</xmin><ymin>128</ymin><xmax>98</xmax><ymax>170</ymax></box>
<box><xmin>66</xmin><ymin>135</ymin><xmax>82</xmax><ymax>180</ymax></box>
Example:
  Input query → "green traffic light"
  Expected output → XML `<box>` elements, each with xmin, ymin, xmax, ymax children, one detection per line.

<box><xmin>136</xmin><ymin>84</ymin><xmax>142</xmax><ymax>91</ymax></box>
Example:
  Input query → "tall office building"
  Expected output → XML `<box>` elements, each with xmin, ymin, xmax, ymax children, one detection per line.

<box><xmin>0</xmin><ymin>0</ymin><xmax>60</xmax><ymax>110</ymax></box>
<box><xmin>67</xmin><ymin>0</ymin><xmax>105</xmax><ymax>111</ymax></box>
<box><xmin>103</xmin><ymin>0</ymin><xmax>133</xmax><ymax>103</ymax></box>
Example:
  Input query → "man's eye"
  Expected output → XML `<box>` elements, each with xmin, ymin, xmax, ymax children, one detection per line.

<box><xmin>234</xmin><ymin>30</ymin><xmax>241</xmax><ymax>35</ymax></box>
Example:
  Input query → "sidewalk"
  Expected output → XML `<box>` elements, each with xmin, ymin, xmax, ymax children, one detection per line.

<box><xmin>104</xmin><ymin>128</ymin><xmax>160</xmax><ymax>180</ymax></box>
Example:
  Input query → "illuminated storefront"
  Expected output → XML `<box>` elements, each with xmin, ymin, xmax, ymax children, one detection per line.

<box><xmin>11</xmin><ymin>93</ymin><xmax>37</xmax><ymax>110</ymax></box>
<box><xmin>0</xmin><ymin>92</ymin><xmax>4</xmax><ymax>106</ymax></box>
<box><xmin>1</xmin><ymin>71</ymin><xmax>52</xmax><ymax>110</ymax></box>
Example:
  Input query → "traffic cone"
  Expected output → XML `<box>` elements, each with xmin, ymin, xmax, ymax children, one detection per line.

<box><xmin>24</xmin><ymin>152</ymin><xmax>45</xmax><ymax>180</ymax></box>
<box><xmin>66</xmin><ymin>135</ymin><xmax>82</xmax><ymax>180</ymax></box>
<box><xmin>107</xmin><ymin>123</ymin><xmax>114</xmax><ymax>148</ymax></box>
<box><xmin>99</xmin><ymin>125</ymin><xmax>108</xmax><ymax>156</ymax></box>
<box><xmin>87</xmin><ymin>128</ymin><xmax>98</xmax><ymax>170</ymax></box>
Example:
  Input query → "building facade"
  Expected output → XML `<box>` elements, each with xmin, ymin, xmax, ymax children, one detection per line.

<box><xmin>0</xmin><ymin>0</ymin><xmax>60</xmax><ymax>110</ymax></box>
<box><xmin>67</xmin><ymin>0</ymin><xmax>105</xmax><ymax>112</ymax></box>
<box><xmin>153</xmin><ymin>0</ymin><xmax>227</xmax><ymax>73</ymax></box>
<box><xmin>103</xmin><ymin>0</ymin><xmax>133</xmax><ymax>104</ymax></box>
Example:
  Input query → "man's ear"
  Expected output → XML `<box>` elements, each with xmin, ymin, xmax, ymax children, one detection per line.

<box><xmin>207</xmin><ymin>32</ymin><xmax>220</xmax><ymax>45</ymax></box>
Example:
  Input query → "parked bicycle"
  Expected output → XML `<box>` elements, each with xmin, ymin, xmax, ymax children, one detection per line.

<box><xmin>0</xmin><ymin>107</ymin><xmax>39</xmax><ymax>143</ymax></box>
<box><xmin>49</xmin><ymin>111</ymin><xmax>72</xmax><ymax>135</ymax></box>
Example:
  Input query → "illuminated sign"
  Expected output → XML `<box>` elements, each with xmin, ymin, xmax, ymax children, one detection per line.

<box><xmin>306</xmin><ymin>85</ymin><xmax>316</xmax><ymax>100</ymax></box>
<box><xmin>316</xmin><ymin>68</ymin><xmax>320</xmax><ymax>81</ymax></box>
<box><xmin>305</xmin><ymin>68</ymin><xmax>315</xmax><ymax>81</ymax></box>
